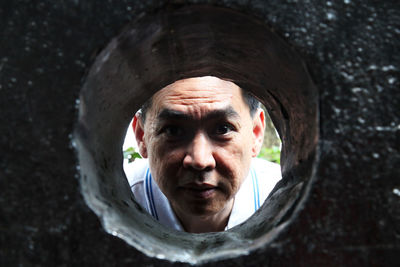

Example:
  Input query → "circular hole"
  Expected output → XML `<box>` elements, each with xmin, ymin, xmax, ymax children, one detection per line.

<box><xmin>74</xmin><ymin>5</ymin><xmax>318</xmax><ymax>264</ymax></box>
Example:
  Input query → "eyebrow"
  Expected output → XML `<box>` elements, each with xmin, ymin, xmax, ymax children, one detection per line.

<box><xmin>157</xmin><ymin>107</ymin><xmax>240</xmax><ymax>122</ymax></box>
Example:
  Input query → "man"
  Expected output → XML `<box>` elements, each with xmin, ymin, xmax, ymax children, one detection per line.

<box><xmin>125</xmin><ymin>76</ymin><xmax>281</xmax><ymax>233</ymax></box>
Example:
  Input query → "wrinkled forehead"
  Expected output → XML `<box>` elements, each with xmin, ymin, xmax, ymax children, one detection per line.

<box><xmin>149</xmin><ymin>76</ymin><xmax>247</xmax><ymax>114</ymax></box>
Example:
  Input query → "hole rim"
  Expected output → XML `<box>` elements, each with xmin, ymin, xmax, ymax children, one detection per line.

<box><xmin>74</xmin><ymin>5</ymin><xmax>319</xmax><ymax>264</ymax></box>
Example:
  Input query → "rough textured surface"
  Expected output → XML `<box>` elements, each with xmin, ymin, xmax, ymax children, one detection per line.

<box><xmin>1</xmin><ymin>0</ymin><xmax>399</xmax><ymax>266</ymax></box>
<box><xmin>74</xmin><ymin>5</ymin><xmax>318</xmax><ymax>264</ymax></box>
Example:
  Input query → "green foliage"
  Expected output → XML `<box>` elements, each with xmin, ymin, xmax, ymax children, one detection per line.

<box><xmin>123</xmin><ymin>147</ymin><xmax>142</xmax><ymax>163</ymax></box>
<box><xmin>258</xmin><ymin>145</ymin><xmax>281</xmax><ymax>164</ymax></box>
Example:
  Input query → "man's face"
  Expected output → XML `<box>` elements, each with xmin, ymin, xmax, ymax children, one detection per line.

<box><xmin>133</xmin><ymin>76</ymin><xmax>265</xmax><ymax>221</ymax></box>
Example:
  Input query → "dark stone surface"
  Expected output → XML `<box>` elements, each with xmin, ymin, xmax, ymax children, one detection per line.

<box><xmin>1</xmin><ymin>0</ymin><xmax>399</xmax><ymax>266</ymax></box>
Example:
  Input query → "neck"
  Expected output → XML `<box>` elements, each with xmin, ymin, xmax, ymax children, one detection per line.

<box><xmin>173</xmin><ymin>199</ymin><xmax>234</xmax><ymax>233</ymax></box>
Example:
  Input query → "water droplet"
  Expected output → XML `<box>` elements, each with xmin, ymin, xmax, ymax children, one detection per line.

<box><xmin>326</xmin><ymin>11</ymin><xmax>336</xmax><ymax>21</ymax></box>
<box><xmin>340</xmin><ymin>72</ymin><xmax>354</xmax><ymax>81</ymax></box>
<box><xmin>351</xmin><ymin>87</ymin><xmax>362</xmax><ymax>93</ymax></box>
<box><xmin>344</xmin><ymin>0</ymin><xmax>351</xmax><ymax>4</ymax></box>
<box><xmin>319</xmin><ymin>22</ymin><xmax>327</xmax><ymax>28</ymax></box>
<box><xmin>382</xmin><ymin>65</ymin><xmax>396</xmax><ymax>72</ymax></box>
<box><xmin>333</xmin><ymin>106</ymin><xmax>341</xmax><ymax>115</ymax></box>
<box><xmin>358</xmin><ymin>117</ymin><xmax>365</xmax><ymax>124</ymax></box>
<box><xmin>11</xmin><ymin>77</ymin><xmax>17</xmax><ymax>83</ymax></box>
<box><xmin>372</xmin><ymin>153</ymin><xmax>379</xmax><ymax>159</ymax></box>
<box><xmin>387</xmin><ymin>77</ymin><xmax>396</xmax><ymax>84</ymax></box>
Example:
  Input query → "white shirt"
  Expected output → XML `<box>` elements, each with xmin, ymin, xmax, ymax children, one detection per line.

<box><xmin>125</xmin><ymin>158</ymin><xmax>281</xmax><ymax>231</ymax></box>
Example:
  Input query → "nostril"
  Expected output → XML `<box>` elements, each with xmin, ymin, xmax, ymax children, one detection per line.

<box><xmin>183</xmin><ymin>153</ymin><xmax>215</xmax><ymax>171</ymax></box>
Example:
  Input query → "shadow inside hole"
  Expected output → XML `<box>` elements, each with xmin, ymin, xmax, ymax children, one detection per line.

<box><xmin>74</xmin><ymin>4</ymin><xmax>318</xmax><ymax>264</ymax></box>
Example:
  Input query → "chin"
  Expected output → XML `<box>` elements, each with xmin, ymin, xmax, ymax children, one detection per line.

<box><xmin>185</xmin><ymin>203</ymin><xmax>225</xmax><ymax>217</ymax></box>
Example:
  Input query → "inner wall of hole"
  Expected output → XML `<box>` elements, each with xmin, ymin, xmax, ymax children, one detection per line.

<box><xmin>74</xmin><ymin>5</ymin><xmax>319</xmax><ymax>264</ymax></box>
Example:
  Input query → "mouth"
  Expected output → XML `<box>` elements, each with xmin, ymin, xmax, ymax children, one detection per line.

<box><xmin>180</xmin><ymin>183</ymin><xmax>218</xmax><ymax>199</ymax></box>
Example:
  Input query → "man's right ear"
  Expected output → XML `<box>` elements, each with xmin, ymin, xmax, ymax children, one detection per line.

<box><xmin>132</xmin><ymin>114</ymin><xmax>148</xmax><ymax>158</ymax></box>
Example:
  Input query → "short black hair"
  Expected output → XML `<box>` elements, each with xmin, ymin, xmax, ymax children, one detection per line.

<box><xmin>241</xmin><ymin>90</ymin><xmax>260</xmax><ymax>117</ymax></box>
<box><xmin>139</xmin><ymin>88</ymin><xmax>260</xmax><ymax>122</ymax></box>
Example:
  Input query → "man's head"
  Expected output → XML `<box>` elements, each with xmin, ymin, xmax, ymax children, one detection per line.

<box><xmin>132</xmin><ymin>76</ymin><xmax>265</xmax><ymax>231</ymax></box>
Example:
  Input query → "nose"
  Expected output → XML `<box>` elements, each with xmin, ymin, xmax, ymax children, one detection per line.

<box><xmin>183</xmin><ymin>132</ymin><xmax>216</xmax><ymax>171</ymax></box>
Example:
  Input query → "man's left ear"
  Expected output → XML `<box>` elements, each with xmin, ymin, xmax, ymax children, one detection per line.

<box><xmin>251</xmin><ymin>108</ymin><xmax>265</xmax><ymax>157</ymax></box>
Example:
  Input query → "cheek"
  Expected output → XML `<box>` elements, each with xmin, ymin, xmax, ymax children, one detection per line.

<box><xmin>147</xmin><ymin>141</ymin><xmax>185</xmax><ymax>191</ymax></box>
<box><xmin>219</xmin><ymin>134</ymin><xmax>253</xmax><ymax>164</ymax></box>
<box><xmin>214</xmin><ymin>141</ymin><xmax>252</xmax><ymax>192</ymax></box>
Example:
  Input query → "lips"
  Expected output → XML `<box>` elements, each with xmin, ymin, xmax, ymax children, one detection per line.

<box><xmin>180</xmin><ymin>183</ymin><xmax>218</xmax><ymax>199</ymax></box>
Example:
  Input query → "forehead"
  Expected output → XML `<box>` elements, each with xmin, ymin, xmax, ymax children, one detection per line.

<box><xmin>149</xmin><ymin>76</ymin><xmax>248</xmax><ymax>117</ymax></box>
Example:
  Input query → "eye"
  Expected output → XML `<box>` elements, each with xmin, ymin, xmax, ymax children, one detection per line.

<box><xmin>213</xmin><ymin>123</ymin><xmax>234</xmax><ymax>135</ymax></box>
<box><xmin>162</xmin><ymin>125</ymin><xmax>185</xmax><ymax>138</ymax></box>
